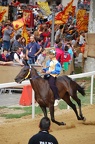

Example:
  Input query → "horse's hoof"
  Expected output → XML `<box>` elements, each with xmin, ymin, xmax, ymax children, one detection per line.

<box><xmin>61</xmin><ymin>122</ymin><xmax>66</xmax><ymax>125</ymax></box>
<box><xmin>78</xmin><ymin>117</ymin><xmax>82</xmax><ymax>120</ymax></box>
<box><xmin>83</xmin><ymin>117</ymin><xmax>86</xmax><ymax>121</ymax></box>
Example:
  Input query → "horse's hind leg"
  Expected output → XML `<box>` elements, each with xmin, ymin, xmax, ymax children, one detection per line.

<box><xmin>49</xmin><ymin>104</ymin><xmax>66</xmax><ymax>126</ymax></box>
<box><xmin>72</xmin><ymin>94</ymin><xmax>85</xmax><ymax>120</ymax></box>
<box><xmin>63</xmin><ymin>93</ymin><xmax>82</xmax><ymax>120</ymax></box>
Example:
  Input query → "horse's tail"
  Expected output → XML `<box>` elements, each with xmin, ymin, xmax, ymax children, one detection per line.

<box><xmin>77</xmin><ymin>84</ymin><xmax>85</xmax><ymax>96</ymax></box>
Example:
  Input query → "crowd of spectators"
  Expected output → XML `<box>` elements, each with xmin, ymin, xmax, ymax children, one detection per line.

<box><xmin>77</xmin><ymin>0</ymin><xmax>90</xmax><ymax>11</ymax></box>
<box><xmin>0</xmin><ymin>0</ymin><xmax>90</xmax><ymax>74</ymax></box>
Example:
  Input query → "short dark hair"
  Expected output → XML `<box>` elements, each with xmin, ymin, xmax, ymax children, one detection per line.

<box><xmin>67</xmin><ymin>42</ymin><xmax>72</xmax><ymax>47</ymax></box>
<box><xmin>16</xmin><ymin>34</ymin><xmax>21</xmax><ymax>40</ymax></box>
<box><xmin>64</xmin><ymin>45</ymin><xmax>69</xmax><ymax>51</ymax></box>
<box><xmin>55</xmin><ymin>38</ymin><xmax>60</xmax><ymax>44</ymax></box>
<box><xmin>14</xmin><ymin>46</ymin><xmax>19</xmax><ymax>51</ymax></box>
<box><xmin>57</xmin><ymin>42</ymin><xmax>62</xmax><ymax>48</ymax></box>
<box><xmin>59</xmin><ymin>25</ymin><xmax>63</xmax><ymax>29</ymax></box>
<box><xmin>39</xmin><ymin>117</ymin><xmax>51</xmax><ymax>131</ymax></box>
<box><xmin>3</xmin><ymin>48</ymin><xmax>8</xmax><ymax>52</ymax></box>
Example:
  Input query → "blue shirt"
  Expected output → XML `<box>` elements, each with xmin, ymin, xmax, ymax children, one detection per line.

<box><xmin>68</xmin><ymin>48</ymin><xmax>73</xmax><ymax>59</ymax></box>
<box><xmin>43</xmin><ymin>58</ymin><xmax>62</xmax><ymax>77</ymax></box>
<box><xmin>26</xmin><ymin>42</ymin><xmax>40</xmax><ymax>58</ymax></box>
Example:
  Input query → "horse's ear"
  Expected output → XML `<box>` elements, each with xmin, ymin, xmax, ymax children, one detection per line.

<box><xmin>22</xmin><ymin>59</ymin><xmax>29</xmax><ymax>66</ymax></box>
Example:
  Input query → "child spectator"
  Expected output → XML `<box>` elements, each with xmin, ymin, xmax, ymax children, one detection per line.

<box><xmin>35</xmin><ymin>49</ymin><xmax>46</xmax><ymax>66</ymax></box>
<box><xmin>66</xmin><ymin>42</ymin><xmax>73</xmax><ymax>61</ymax></box>
<box><xmin>62</xmin><ymin>45</ymin><xmax>71</xmax><ymax>71</ymax></box>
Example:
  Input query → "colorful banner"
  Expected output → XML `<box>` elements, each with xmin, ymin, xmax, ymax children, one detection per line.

<box><xmin>13</xmin><ymin>18</ymin><xmax>24</xmax><ymax>30</ymax></box>
<box><xmin>76</xmin><ymin>9</ymin><xmax>89</xmax><ymax>31</ymax></box>
<box><xmin>55</xmin><ymin>0</ymin><xmax>74</xmax><ymax>23</ymax></box>
<box><xmin>23</xmin><ymin>10</ymin><xmax>33</xmax><ymax>28</ymax></box>
<box><xmin>0</xmin><ymin>6</ymin><xmax>8</xmax><ymax>22</ymax></box>
<box><xmin>37</xmin><ymin>1</ymin><xmax>51</xmax><ymax>16</ymax></box>
<box><xmin>22</xmin><ymin>26</ymin><xmax>30</xmax><ymax>45</ymax></box>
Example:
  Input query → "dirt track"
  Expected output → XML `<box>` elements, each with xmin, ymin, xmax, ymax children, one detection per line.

<box><xmin>0</xmin><ymin>105</ymin><xmax>95</xmax><ymax>144</ymax></box>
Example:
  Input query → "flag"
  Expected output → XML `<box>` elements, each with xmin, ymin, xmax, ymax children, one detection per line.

<box><xmin>23</xmin><ymin>10</ymin><xmax>33</xmax><ymax>28</ymax></box>
<box><xmin>76</xmin><ymin>9</ymin><xmax>89</xmax><ymax>31</ymax></box>
<box><xmin>13</xmin><ymin>18</ymin><xmax>24</xmax><ymax>30</ymax></box>
<box><xmin>37</xmin><ymin>1</ymin><xmax>51</xmax><ymax>16</ymax></box>
<box><xmin>0</xmin><ymin>9</ymin><xmax>7</xmax><ymax>22</ymax></box>
<box><xmin>65</xmin><ymin>0</ymin><xmax>74</xmax><ymax>15</ymax></box>
<box><xmin>55</xmin><ymin>0</ymin><xmax>74</xmax><ymax>23</ymax></box>
<box><xmin>21</xmin><ymin>26</ymin><xmax>30</xmax><ymax>45</ymax></box>
<box><xmin>0</xmin><ymin>6</ymin><xmax>8</xmax><ymax>22</ymax></box>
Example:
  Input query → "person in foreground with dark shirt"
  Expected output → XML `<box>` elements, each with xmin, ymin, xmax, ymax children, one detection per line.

<box><xmin>28</xmin><ymin>117</ymin><xmax>58</xmax><ymax>144</ymax></box>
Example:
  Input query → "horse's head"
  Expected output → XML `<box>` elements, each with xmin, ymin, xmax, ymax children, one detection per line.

<box><xmin>15</xmin><ymin>65</ymin><xmax>31</xmax><ymax>83</ymax></box>
<box><xmin>15</xmin><ymin>60</ymin><xmax>31</xmax><ymax>83</ymax></box>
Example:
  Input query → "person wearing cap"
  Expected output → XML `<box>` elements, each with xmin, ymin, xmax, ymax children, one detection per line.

<box><xmin>28</xmin><ymin>117</ymin><xmax>58</xmax><ymax>144</ymax></box>
<box><xmin>42</xmin><ymin>49</ymin><xmax>62</xmax><ymax>106</ymax></box>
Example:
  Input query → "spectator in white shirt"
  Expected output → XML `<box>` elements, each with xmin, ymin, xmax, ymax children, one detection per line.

<box><xmin>79</xmin><ymin>31</ymin><xmax>85</xmax><ymax>46</ymax></box>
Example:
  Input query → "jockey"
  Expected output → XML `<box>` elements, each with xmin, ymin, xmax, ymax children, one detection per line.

<box><xmin>42</xmin><ymin>49</ymin><xmax>62</xmax><ymax>106</ymax></box>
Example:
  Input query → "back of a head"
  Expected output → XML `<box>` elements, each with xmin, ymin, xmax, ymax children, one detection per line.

<box><xmin>39</xmin><ymin>117</ymin><xmax>51</xmax><ymax>131</ymax></box>
<box><xmin>57</xmin><ymin>42</ymin><xmax>62</xmax><ymax>48</ymax></box>
<box><xmin>59</xmin><ymin>25</ymin><xmax>63</xmax><ymax>29</ymax></box>
<box><xmin>14</xmin><ymin>46</ymin><xmax>19</xmax><ymax>51</ymax></box>
<box><xmin>65</xmin><ymin>45</ymin><xmax>69</xmax><ymax>51</ymax></box>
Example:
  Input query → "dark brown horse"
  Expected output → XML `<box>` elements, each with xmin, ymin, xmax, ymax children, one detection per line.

<box><xmin>15</xmin><ymin>62</ymin><xmax>85</xmax><ymax>125</ymax></box>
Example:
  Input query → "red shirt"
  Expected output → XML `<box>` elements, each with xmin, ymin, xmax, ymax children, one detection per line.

<box><xmin>62</xmin><ymin>51</ymin><xmax>71</xmax><ymax>63</ymax></box>
<box><xmin>13</xmin><ymin>1</ymin><xmax>20</xmax><ymax>7</ymax></box>
<box><xmin>42</xmin><ymin>32</ymin><xmax>50</xmax><ymax>42</ymax></box>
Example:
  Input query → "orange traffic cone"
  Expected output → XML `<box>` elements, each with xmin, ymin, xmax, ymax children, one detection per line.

<box><xmin>19</xmin><ymin>85</ymin><xmax>32</xmax><ymax>106</ymax></box>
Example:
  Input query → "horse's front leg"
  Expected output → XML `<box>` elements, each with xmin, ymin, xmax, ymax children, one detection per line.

<box><xmin>40</xmin><ymin>106</ymin><xmax>47</xmax><ymax>117</ymax></box>
<box><xmin>49</xmin><ymin>104</ymin><xmax>66</xmax><ymax>126</ymax></box>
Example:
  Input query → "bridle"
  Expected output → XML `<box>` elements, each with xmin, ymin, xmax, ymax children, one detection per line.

<box><xmin>23</xmin><ymin>66</ymin><xmax>40</xmax><ymax>81</ymax></box>
<box><xmin>24</xmin><ymin>69</ymin><xmax>31</xmax><ymax>80</ymax></box>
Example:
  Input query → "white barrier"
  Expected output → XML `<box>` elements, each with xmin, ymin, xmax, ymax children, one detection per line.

<box><xmin>0</xmin><ymin>71</ymin><xmax>95</xmax><ymax>118</ymax></box>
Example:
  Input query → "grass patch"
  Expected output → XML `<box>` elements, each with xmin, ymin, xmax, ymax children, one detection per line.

<box><xmin>58</xmin><ymin>100</ymin><xmax>67</xmax><ymax>110</ymax></box>
<box><xmin>0</xmin><ymin>106</ymin><xmax>7</xmax><ymax>109</ymax></box>
<box><xmin>0</xmin><ymin>106</ymin><xmax>43</xmax><ymax>119</ymax></box>
<box><xmin>74</xmin><ymin>66</ymin><xmax>82</xmax><ymax>74</ymax></box>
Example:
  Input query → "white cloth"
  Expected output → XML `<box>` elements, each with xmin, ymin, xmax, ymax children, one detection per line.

<box><xmin>79</xmin><ymin>35</ymin><xmax>85</xmax><ymax>45</ymax></box>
